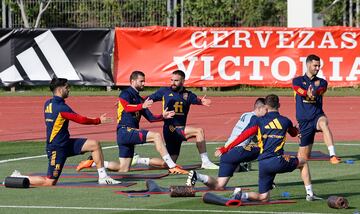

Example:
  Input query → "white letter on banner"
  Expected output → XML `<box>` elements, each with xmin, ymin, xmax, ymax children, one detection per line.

<box><xmin>211</xmin><ymin>31</ymin><xmax>229</xmax><ymax>48</ymax></box>
<box><xmin>329</xmin><ymin>57</ymin><xmax>343</xmax><ymax>81</ymax></box>
<box><xmin>271</xmin><ymin>56</ymin><xmax>296</xmax><ymax>81</ymax></box>
<box><xmin>276</xmin><ymin>31</ymin><xmax>295</xmax><ymax>48</ymax></box>
<box><xmin>201</xmin><ymin>56</ymin><xmax>214</xmax><ymax>80</ymax></box>
<box><xmin>254</xmin><ymin>31</ymin><xmax>272</xmax><ymax>48</ymax></box>
<box><xmin>244</xmin><ymin>56</ymin><xmax>269</xmax><ymax>80</ymax></box>
<box><xmin>341</xmin><ymin>32</ymin><xmax>357</xmax><ymax>49</ymax></box>
<box><xmin>232</xmin><ymin>31</ymin><xmax>252</xmax><ymax>48</ymax></box>
<box><xmin>191</xmin><ymin>31</ymin><xmax>207</xmax><ymax>48</ymax></box>
<box><xmin>318</xmin><ymin>32</ymin><xmax>338</xmax><ymax>48</ymax></box>
<box><xmin>300</xmin><ymin>57</ymin><xmax>326</xmax><ymax>79</ymax></box>
<box><xmin>218</xmin><ymin>56</ymin><xmax>240</xmax><ymax>80</ymax></box>
<box><xmin>173</xmin><ymin>56</ymin><xmax>198</xmax><ymax>80</ymax></box>
<box><xmin>346</xmin><ymin>57</ymin><xmax>360</xmax><ymax>81</ymax></box>
<box><xmin>298</xmin><ymin>31</ymin><xmax>315</xmax><ymax>48</ymax></box>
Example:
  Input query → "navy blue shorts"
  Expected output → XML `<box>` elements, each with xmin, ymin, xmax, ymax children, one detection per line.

<box><xmin>258</xmin><ymin>155</ymin><xmax>299</xmax><ymax>194</ymax></box>
<box><xmin>117</xmin><ymin>127</ymin><xmax>148</xmax><ymax>158</ymax></box>
<box><xmin>218</xmin><ymin>145</ymin><xmax>260</xmax><ymax>177</ymax></box>
<box><xmin>298</xmin><ymin>114</ymin><xmax>324</xmax><ymax>147</ymax></box>
<box><xmin>47</xmin><ymin>138</ymin><xmax>87</xmax><ymax>179</ymax></box>
<box><xmin>163</xmin><ymin>125</ymin><xmax>187</xmax><ymax>156</ymax></box>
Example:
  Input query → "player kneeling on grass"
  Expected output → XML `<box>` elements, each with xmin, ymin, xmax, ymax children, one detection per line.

<box><xmin>186</xmin><ymin>98</ymin><xmax>267</xmax><ymax>190</ymax></box>
<box><xmin>77</xmin><ymin>71</ymin><xmax>188</xmax><ymax>175</ymax></box>
<box><xmin>188</xmin><ymin>94</ymin><xmax>321</xmax><ymax>202</ymax></box>
<box><xmin>9</xmin><ymin>78</ymin><xmax>120</xmax><ymax>185</ymax></box>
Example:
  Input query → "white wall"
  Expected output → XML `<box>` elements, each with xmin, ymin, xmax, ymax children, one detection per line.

<box><xmin>287</xmin><ymin>0</ymin><xmax>314</xmax><ymax>27</ymax></box>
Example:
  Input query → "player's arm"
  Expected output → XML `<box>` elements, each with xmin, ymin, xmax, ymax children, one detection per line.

<box><xmin>60</xmin><ymin>112</ymin><xmax>101</xmax><ymax>125</ymax></box>
<box><xmin>287</xmin><ymin>121</ymin><xmax>299</xmax><ymax>137</ymax></box>
<box><xmin>216</xmin><ymin>118</ymin><xmax>259</xmax><ymax>156</ymax></box>
<box><xmin>142</xmin><ymin>108</ymin><xmax>163</xmax><ymax>122</ymax></box>
<box><xmin>313</xmin><ymin>79</ymin><xmax>327</xmax><ymax>96</ymax></box>
<box><xmin>292</xmin><ymin>78</ymin><xmax>308</xmax><ymax>97</ymax></box>
<box><xmin>189</xmin><ymin>93</ymin><xmax>211</xmax><ymax>106</ymax></box>
<box><xmin>148</xmin><ymin>88</ymin><xmax>165</xmax><ymax>102</ymax></box>
<box><xmin>118</xmin><ymin>98</ymin><xmax>142</xmax><ymax>112</ymax></box>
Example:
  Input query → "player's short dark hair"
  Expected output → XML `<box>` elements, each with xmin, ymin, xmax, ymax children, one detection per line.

<box><xmin>306</xmin><ymin>54</ymin><xmax>320</xmax><ymax>63</ymax></box>
<box><xmin>265</xmin><ymin>94</ymin><xmax>279</xmax><ymax>109</ymax></box>
<box><xmin>130</xmin><ymin>70</ymin><xmax>145</xmax><ymax>81</ymax></box>
<box><xmin>172</xmin><ymin>70</ymin><xmax>185</xmax><ymax>79</ymax></box>
<box><xmin>254</xmin><ymin>97</ymin><xmax>265</xmax><ymax>109</ymax></box>
<box><xmin>50</xmin><ymin>77</ymin><xmax>68</xmax><ymax>92</ymax></box>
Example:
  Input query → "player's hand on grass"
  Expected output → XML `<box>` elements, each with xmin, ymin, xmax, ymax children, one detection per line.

<box><xmin>142</xmin><ymin>97</ymin><xmax>153</xmax><ymax>109</ymax></box>
<box><xmin>99</xmin><ymin>113</ymin><xmax>113</xmax><ymax>124</ymax></box>
<box><xmin>201</xmin><ymin>95</ymin><xmax>211</xmax><ymax>106</ymax></box>
<box><xmin>163</xmin><ymin>107</ymin><xmax>175</xmax><ymax>119</ymax></box>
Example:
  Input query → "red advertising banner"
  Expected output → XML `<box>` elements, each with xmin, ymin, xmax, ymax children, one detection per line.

<box><xmin>114</xmin><ymin>26</ymin><xmax>360</xmax><ymax>87</ymax></box>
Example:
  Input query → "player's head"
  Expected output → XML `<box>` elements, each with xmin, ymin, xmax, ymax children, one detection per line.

<box><xmin>50</xmin><ymin>77</ymin><xmax>70</xmax><ymax>98</ymax></box>
<box><xmin>306</xmin><ymin>54</ymin><xmax>321</xmax><ymax>78</ymax></box>
<box><xmin>171</xmin><ymin>70</ymin><xmax>185</xmax><ymax>91</ymax></box>
<box><xmin>265</xmin><ymin>94</ymin><xmax>280</xmax><ymax>111</ymax></box>
<box><xmin>253</xmin><ymin>97</ymin><xmax>267</xmax><ymax>117</ymax></box>
<box><xmin>130</xmin><ymin>70</ymin><xmax>145</xmax><ymax>91</ymax></box>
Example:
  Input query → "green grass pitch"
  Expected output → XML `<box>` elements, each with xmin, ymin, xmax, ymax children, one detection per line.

<box><xmin>0</xmin><ymin>141</ymin><xmax>359</xmax><ymax>214</ymax></box>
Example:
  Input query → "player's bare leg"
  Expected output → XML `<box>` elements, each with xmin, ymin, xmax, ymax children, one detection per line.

<box><xmin>80</xmin><ymin>139</ymin><xmax>120</xmax><ymax>184</ymax></box>
<box><xmin>185</xmin><ymin>126</ymin><xmax>218</xmax><ymax>169</ymax></box>
<box><xmin>317</xmin><ymin>116</ymin><xmax>340</xmax><ymax>164</ymax></box>
<box><xmin>146</xmin><ymin>131</ymin><xmax>188</xmax><ymax>174</ymax></box>
<box><xmin>10</xmin><ymin>170</ymin><xmax>56</xmax><ymax>186</ymax></box>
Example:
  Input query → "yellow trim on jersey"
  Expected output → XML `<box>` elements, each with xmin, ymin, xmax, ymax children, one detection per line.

<box><xmin>162</xmin><ymin>96</ymin><xmax>165</xmax><ymax>112</ymax></box>
<box><xmin>49</xmin><ymin>114</ymin><xmax>66</xmax><ymax>143</ymax></box>
<box><xmin>117</xmin><ymin>100</ymin><xmax>124</xmax><ymax>123</ymax></box>
<box><xmin>257</xmin><ymin>128</ymin><xmax>263</xmax><ymax>154</ymax></box>
<box><xmin>274</xmin><ymin>136</ymin><xmax>287</xmax><ymax>153</ymax></box>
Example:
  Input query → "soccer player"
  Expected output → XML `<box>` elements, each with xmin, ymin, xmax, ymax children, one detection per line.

<box><xmin>292</xmin><ymin>54</ymin><xmax>340</xmax><ymax>165</ymax></box>
<box><xmin>10</xmin><ymin>78</ymin><xmax>120</xmax><ymax>185</ymax></box>
<box><xmin>186</xmin><ymin>98</ymin><xmax>267</xmax><ymax>190</ymax></box>
<box><xmin>145</xmin><ymin>70</ymin><xmax>218</xmax><ymax>169</ymax></box>
<box><xmin>77</xmin><ymin>71</ymin><xmax>188</xmax><ymax>174</ymax></box>
<box><xmin>207</xmin><ymin>94</ymin><xmax>315</xmax><ymax>202</ymax></box>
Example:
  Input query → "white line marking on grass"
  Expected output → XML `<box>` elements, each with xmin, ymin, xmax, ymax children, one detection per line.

<box><xmin>0</xmin><ymin>205</ymin><xmax>335</xmax><ymax>214</ymax></box>
<box><xmin>0</xmin><ymin>154</ymin><xmax>46</xmax><ymax>164</ymax></box>
<box><xmin>1</xmin><ymin>142</ymin><xmax>359</xmax><ymax>164</ymax></box>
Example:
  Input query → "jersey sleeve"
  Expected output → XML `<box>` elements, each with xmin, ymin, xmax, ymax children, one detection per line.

<box><xmin>148</xmin><ymin>88</ymin><xmax>165</xmax><ymax>102</ymax></box>
<box><xmin>313</xmin><ymin>79</ymin><xmax>327</xmax><ymax>96</ymax></box>
<box><xmin>60</xmin><ymin>112</ymin><xmax>101</xmax><ymax>125</ymax></box>
<box><xmin>142</xmin><ymin>108</ymin><xmax>163</xmax><ymax>122</ymax></box>
<box><xmin>188</xmin><ymin>92</ymin><xmax>202</xmax><ymax>105</ymax></box>
<box><xmin>292</xmin><ymin>77</ymin><xmax>307</xmax><ymax>96</ymax></box>
<box><xmin>119</xmin><ymin>91</ymin><xmax>142</xmax><ymax>112</ymax></box>
<box><xmin>219</xmin><ymin>116</ymin><xmax>259</xmax><ymax>154</ymax></box>
<box><xmin>59</xmin><ymin>105</ymin><xmax>100</xmax><ymax>125</ymax></box>
<box><xmin>286</xmin><ymin>118</ymin><xmax>298</xmax><ymax>137</ymax></box>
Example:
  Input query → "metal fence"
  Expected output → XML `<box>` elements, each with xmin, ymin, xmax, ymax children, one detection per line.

<box><xmin>2</xmin><ymin>0</ymin><xmax>287</xmax><ymax>28</ymax></box>
<box><xmin>5</xmin><ymin>0</ymin><xmax>169</xmax><ymax>28</ymax></box>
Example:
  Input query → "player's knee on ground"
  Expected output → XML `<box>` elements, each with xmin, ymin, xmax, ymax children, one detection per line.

<box><xmin>43</xmin><ymin>178</ymin><xmax>57</xmax><ymax>186</ymax></box>
<box><xmin>258</xmin><ymin>192</ymin><xmax>270</xmax><ymax>202</ymax></box>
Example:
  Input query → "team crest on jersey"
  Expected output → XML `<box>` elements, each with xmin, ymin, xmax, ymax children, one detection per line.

<box><xmin>314</xmin><ymin>80</ymin><xmax>320</xmax><ymax>86</ymax></box>
<box><xmin>302</xmin><ymin>81</ymin><xmax>307</xmax><ymax>85</ymax></box>
<box><xmin>183</xmin><ymin>92</ymin><xmax>188</xmax><ymax>100</ymax></box>
<box><xmin>169</xmin><ymin>93</ymin><xmax>173</xmax><ymax>96</ymax></box>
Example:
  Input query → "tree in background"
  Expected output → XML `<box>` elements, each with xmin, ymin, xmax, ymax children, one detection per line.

<box><xmin>6</xmin><ymin>0</ymin><xmax>52</xmax><ymax>28</ymax></box>
<box><xmin>3</xmin><ymin>0</ymin><xmax>351</xmax><ymax>28</ymax></box>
